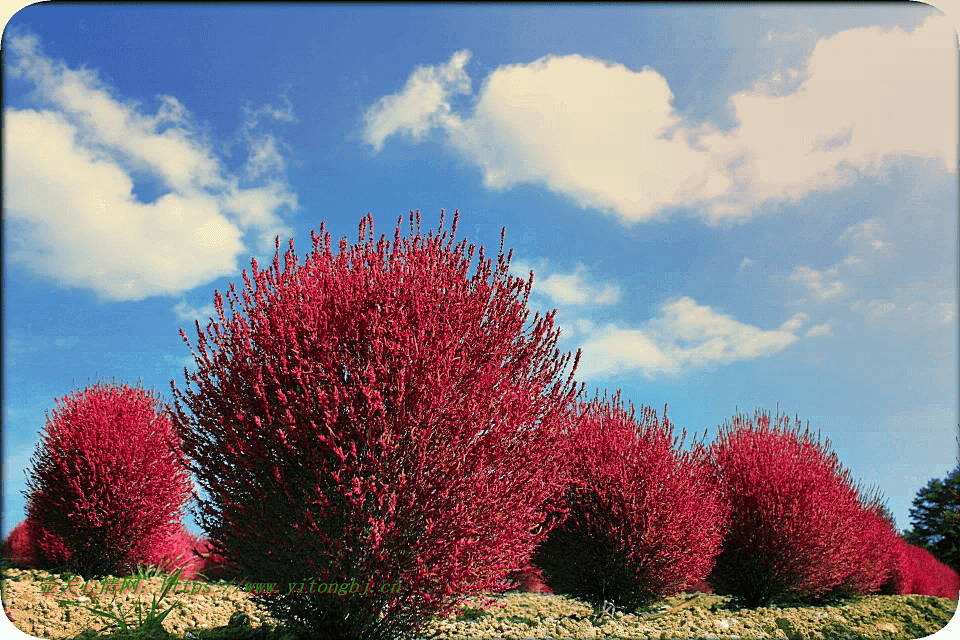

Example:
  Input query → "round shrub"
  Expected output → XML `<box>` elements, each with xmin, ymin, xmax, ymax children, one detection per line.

<box><xmin>879</xmin><ymin>535</ymin><xmax>912</xmax><ymax>595</ymax></box>
<box><xmin>2</xmin><ymin>520</ymin><xmax>38</xmax><ymax>569</ymax></box>
<box><xmin>822</xmin><ymin>493</ymin><xmax>903</xmax><ymax>598</ymax></box>
<box><xmin>23</xmin><ymin>379</ymin><xmax>193</xmax><ymax>580</ymax></box>
<box><xmin>505</xmin><ymin>561</ymin><xmax>554</xmax><ymax>594</ymax></box>
<box><xmin>170</xmin><ymin>210</ymin><xmax>583</xmax><ymax>640</ymax></box>
<box><xmin>703</xmin><ymin>407</ymin><xmax>874</xmax><ymax>607</ymax></box>
<box><xmin>900</xmin><ymin>543</ymin><xmax>960</xmax><ymax>599</ymax></box>
<box><xmin>148</xmin><ymin>527</ymin><xmax>210</xmax><ymax>580</ymax></box>
<box><xmin>532</xmin><ymin>391</ymin><xmax>729</xmax><ymax>613</ymax></box>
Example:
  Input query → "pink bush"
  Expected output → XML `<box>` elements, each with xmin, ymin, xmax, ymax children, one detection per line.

<box><xmin>825</xmin><ymin>498</ymin><xmax>903</xmax><ymax>597</ymax></box>
<box><xmin>505</xmin><ymin>561</ymin><xmax>553</xmax><ymax>594</ymax></box>
<box><xmin>24</xmin><ymin>379</ymin><xmax>193</xmax><ymax>579</ymax></box>
<box><xmin>532</xmin><ymin>392</ymin><xmax>729</xmax><ymax>612</ymax></box>
<box><xmin>147</xmin><ymin>527</ymin><xmax>209</xmax><ymax>581</ymax></box>
<box><xmin>899</xmin><ymin>542</ymin><xmax>960</xmax><ymax>600</ymax></box>
<box><xmin>2</xmin><ymin>520</ymin><xmax>38</xmax><ymax>569</ymax></box>
<box><xmin>169</xmin><ymin>210</ymin><xmax>583</xmax><ymax>640</ymax></box>
<box><xmin>190</xmin><ymin>534</ymin><xmax>231</xmax><ymax>582</ymax></box>
<box><xmin>703</xmin><ymin>408</ymin><xmax>876</xmax><ymax>607</ymax></box>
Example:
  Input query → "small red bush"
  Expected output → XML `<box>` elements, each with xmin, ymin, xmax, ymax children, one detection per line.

<box><xmin>505</xmin><ymin>561</ymin><xmax>554</xmax><ymax>594</ymax></box>
<box><xmin>190</xmin><ymin>534</ymin><xmax>231</xmax><ymax>582</ymax></box>
<box><xmin>879</xmin><ymin>536</ymin><xmax>912</xmax><ymax>595</ymax></box>
<box><xmin>147</xmin><ymin>527</ymin><xmax>209</xmax><ymax>581</ymax></box>
<box><xmin>900</xmin><ymin>543</ymin><xmax>960</xmax><ymax>599</ymax></box>
<box><xmin>532</xmin><ymin>392</ymin><xmax>729</xmax><ymax>612</ymax></box>
<box><xmin>703</xmin><ymin>408</ymin><xmax>874</xmax><ymax>607</ymax></box>
<box><xmin>24</xmin><ymin>379</ymin><xmax>193</xmax><ymax>579</ymax></box>
<box><xmin>2</xmin><ymin>520</ymin><xmax>38</xmax><ymax>569</ymax></box>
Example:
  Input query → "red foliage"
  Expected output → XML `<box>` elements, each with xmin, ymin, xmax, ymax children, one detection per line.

<box><xmin>703</xmin><ymin>408</ymin><xmax>875</xmax><ymax>607</ymax></box>
<box><xmin>169</xmin><ymin>210</ymin><xmax>583</xmax><ymax>640</ymax></box>
<box><xmin>24</xmin><ymin>379</ymin><xmax>193</xmax><ymax>579</ymax></box>
<box><xmin>685</xmin><ymin>578</ymin><xmax>714</xmax><ymax>595</ymax></box>
<box><xmin>190</xmin><ymin>535</ymin><xmax>231</xmax><ymax>582</ymax></box>
<box><xmin>532</xmin><ymin>392</ymin><xmax>729</xmax><ymax>612</ymax></box>
<box><xmin>825</xmin><ymin>497</ymin><xmax>903</xmax><ymax>598</ymax></box>
<box><xmin>2</xmin><ymin>520</ymin><xmax>38</xmax><ymax>569</ymax></box>
<box><xmin>148</xmin><ymin>527</ymin><xmax>209</xmax><ymax>581</ymax></box>
<box><xmin>505</xmin><ymin>561</ymin><xmax>554</xmax><ymax>594</ymax></box>
<box><xmin>898</xmin><ymin>542</ymin><xmax>960</xmax><ymax>600</ymax></box>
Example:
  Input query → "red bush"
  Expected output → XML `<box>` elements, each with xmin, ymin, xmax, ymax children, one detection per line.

<box><xmin>190</xmin><ymin>534</ymin><xmax>231</xmax><ymax>582</ymax></box>
<box><xmin>147</xmin><ymin>527</ymin><xmax>210</xmax><ymax>581</ymax></box>
<box><xmin>899</xmin><ymin>543</ymin><xmax>960</xmax><ymax>600</ymax></box>
<box><xmin>879</xmin><ymin>536</ymin><xmax>912</xmax><ymax>595</ymax></box>
<box><xmin>824</xmin><ymin>496</ymin><xmax>903</xmax><ymax>598</ymax></box>
<box><xmin>505</xmin><ymin>561</ymin><xmax>554</xmax><ymax>594</ymax></box>
<box><xmin>24</xmin><ymin>379</ymin><xmax>193</xmax><ymax>579</ymax></box>
<box><xmin>532</xmin><ymin>392</ymin><xmax>729</xmax><ymax>612</ymax></box>
<box><xmin>703</xmin><ymin>408</ymin><xmax>873</xmax><ymax>607</ymax></box>
<box><xmin>2</xmin><ymin>520</ymin><xmax>38</xmax><ymax>569</ymax></box>
<box><xmin>169</xmin><ymin>210</ymin><xmax>583</xmax><ymax>640</ymax></box>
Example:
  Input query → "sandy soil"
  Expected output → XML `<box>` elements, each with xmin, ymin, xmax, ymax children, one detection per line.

<box><xmin>2</xmin><ymin>568</ymin><xmax>957</xmax><ymax>639</ymax></box>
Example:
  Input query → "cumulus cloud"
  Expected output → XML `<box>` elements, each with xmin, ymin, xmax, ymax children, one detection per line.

<box><xmin>571</xmin><ymin>296</ymin><xmax>803</xmax><ymax>380</ymax></box>
<box><xmin>364</xmin><ymin>49</ymin><xmax>472</xmax><ymax>152</ymax></box>
<box><xmin>363</xmin><ymin>14</ymin><xmax>955</xmax><ymax>225</ymax></box>
<box><xmin>4</xmin><ymin>32</ymin><xmax>298</xmax><ymax>303</ymax></box>
<box><xmin>804</xmin><ymin>323</ymin><xmax>832</xmax><ymax>338</ymax></box>
<box><xmin>509</xmin><ymin>259</ymin><xmax>621</xmax><ymax>306</ymax></box>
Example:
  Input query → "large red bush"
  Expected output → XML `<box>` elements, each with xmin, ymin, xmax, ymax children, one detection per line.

<box><xmin>703</xmin><ymin>408</ymin><xmax>875</xmax><ymax>607</ymax></box>
<box><xmin>23</xmin><ymin>379</ymin><xmax>193</xmax><ymax>579</ymax></box>
<box><xmin>532</xmin><ymin>392</ymin><xmax>729</xmax><ymax>613</ymax></box>
<box><xmin>170</xmin><ymin>210</ymin><xmax>583</xmax><ymax>640</ymax></box>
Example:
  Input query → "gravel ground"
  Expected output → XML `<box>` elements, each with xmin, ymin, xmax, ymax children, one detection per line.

<box><xmin>2</xmin><ymin>568</ymin><xmax>957</xmax><ymax>640</ymax></box>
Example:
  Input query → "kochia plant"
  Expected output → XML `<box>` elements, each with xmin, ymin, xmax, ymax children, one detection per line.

<box><xmin>532</xmin><ymin>391</ymin><xmax>729</xmax><ymax>613</ymax></box>
<box><xmin>170</xmin><ymin>210</ymin><xmax>583</xmax><ymax>640</ymax></box>
<box><xmin>2</xmin><ymin>519</ymin><xmax>38</xmax><ymax>569</ymax></box>
<box><xmin>822</xmin><ymin>491</ymin><xmax>902</xmax><ymax>598</ymax></box>
<box><xmin>703</xmin><ymin>408</ymin><xmax>877</xmax><ymax>607</ymax></box>
<box><xmin>24</xmin><ymin>379</ymin><xmax>193</xmax><ymax>579</ymax></box>
<box><xmin>896</xmin><ymin>541</ymin><xmax>960</xmax><ymax>599</ymax></box>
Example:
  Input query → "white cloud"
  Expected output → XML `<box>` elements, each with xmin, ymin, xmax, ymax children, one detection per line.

<box><xmin>363</xmin><ymin>14</ymin><xmax>955</xmax><ymax>225</ymax></box>
<box><xmin>738</xmin><ymin>257</ymin><xmax>753</xmax><ymax>272</ymax></box>
<box><xmin>363</xmin><ymin>49</ymin><xmax>472</xmax><ymax>152</ymax></box>
<box><xmin>173</xmin><ymin>300</ymin><xmax>219</xmax><ymax>325</ymax></box>
<box><xmin>535</xmin><ymin>263</ymin><xmax>621</xmax><ymax>306</ymax></box>
<box><xmin>783</xmin><ymin>213</ymin><xmax>956</xmax><ymax>328</ymax></box>
<box><xmin>508</xmin><ymin>259</ymin><xmax>621</xmax><ymax>306</ymax></box>
<box><xmin>779</xmin><ymin>312</ymin><xmax>810</xmax><ymax>332</ymax></box>
<box><xmin>4</xmin><ymin>32</ymin><xmax>298</xmax><ymax>303</ymax></box>
<box><xmin>572</xmin><ymin>296</ymin><xmax>801</xmax><ymax>380</ymax></box>
<box><xmin>804</xmin><ymin>323</ymin><xmax>832</xmax><ymax>338</ymax></box>
<box><xmin>789</xmin><ymin>265</ymin><xmax>846</xmax><ymax>301</ymax></box>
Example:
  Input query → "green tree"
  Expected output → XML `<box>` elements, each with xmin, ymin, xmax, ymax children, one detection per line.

<box><xmin>903</xmin><ymin>427</ymin><xmax>960</xmax><ymax>574</ymax></box>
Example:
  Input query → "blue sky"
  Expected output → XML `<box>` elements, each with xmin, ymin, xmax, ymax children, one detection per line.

<box><xmin>2</xmin><ymin>4</ymin><xmax>957</xmax><ymax>543</ymax></box>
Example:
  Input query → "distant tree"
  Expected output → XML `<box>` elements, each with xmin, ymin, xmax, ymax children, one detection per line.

<box><xmin>903</xmin><ymin>452</ymin><xmax>960</xmax><ymax>575</ymax></box>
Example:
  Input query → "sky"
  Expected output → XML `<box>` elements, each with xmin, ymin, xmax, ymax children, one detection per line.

<box><xmin>2</xmin><ymin>4</ymin><xmax>957</xmax><ymax>545</ymax></box>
